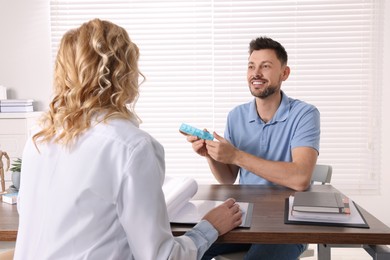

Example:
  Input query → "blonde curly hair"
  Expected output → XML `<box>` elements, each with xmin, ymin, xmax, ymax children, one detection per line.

<box><xmin>33</xmin><ymin>18</ymin><xmax>143</xmax><ymax>148</ymax></box>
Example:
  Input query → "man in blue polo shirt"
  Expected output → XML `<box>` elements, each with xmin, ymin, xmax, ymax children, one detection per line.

<box><xmin>184</xmin><ymin>37</ymin><xmax>320</xmax><ymax>260</ymax></box>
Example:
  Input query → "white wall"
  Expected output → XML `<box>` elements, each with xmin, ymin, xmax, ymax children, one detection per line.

<box><xmin>0</xmin><ymin>0</ymin><xmax>389</xmax><ymax>227</ymax></box>
<box><xmin>0</xmin><ymin>0</ymin><xmax>52</xmax><ymax>111</ymax></box>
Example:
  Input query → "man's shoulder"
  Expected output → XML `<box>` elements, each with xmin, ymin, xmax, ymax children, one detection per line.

<box><xmin>288</xmin><ymin>97</ymin><xmax>318</xmax><ymax>113</ymax></box>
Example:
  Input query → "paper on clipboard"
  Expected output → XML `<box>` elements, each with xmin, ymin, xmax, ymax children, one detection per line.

<box><xmin>163</xmin><ymin>176</ymin><xmax>253</xmax><ymax>228</ymax></box>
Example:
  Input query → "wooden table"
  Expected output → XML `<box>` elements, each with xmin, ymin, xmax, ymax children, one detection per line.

<box><xmin>171</xmin><ymin>184</ymin><xmax>390</xmax><ymax>259</ymax></box>
<box><xmin>1</xmin><ymin>185</ymin><xmax>390</xmax><ymax>259</ymax></box>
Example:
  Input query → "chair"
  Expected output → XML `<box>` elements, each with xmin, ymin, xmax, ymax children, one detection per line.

<box><xmin>310</xmin><ymin>164</ymin><xmax>332</xmax><ymax>184</ymax></box>
<box><xmin>214</xmin><ymin>164</ymin><xmax>333</xmax><ymax>260</ymax></box>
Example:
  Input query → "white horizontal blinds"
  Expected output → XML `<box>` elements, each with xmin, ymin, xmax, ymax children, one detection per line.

<box><xmin>291</xmin><ymin>0</ymin><xmax>382</xmax><ymax>194</ymax></box>
<box><xmin>212</xmin><ymin>0</ymin><xmax>381</xmax><ymax>194</ymax></box>
<box><xmin>50</xmin><ymin>0</ymin><xmax>218</xmax><ymax>183</ymax></box>
<box><xmin>131</xmin><ymin>1</ymin><xmax>216</xmax><ymax>183</ymax></box>
<box><xmin>49</xmin><ymin>0</ymin><xmax>382</xmax><ymax>192</ymax></box>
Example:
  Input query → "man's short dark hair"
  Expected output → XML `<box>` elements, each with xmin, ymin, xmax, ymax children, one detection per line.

<box><xmin>249</xmin><ymin>37</ymin><xmax>288</xmax><ymax>65</ymax></box>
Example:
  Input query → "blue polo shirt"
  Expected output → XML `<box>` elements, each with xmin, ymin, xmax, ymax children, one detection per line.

<box><xmin>225</xmin><ymin>91</ymin><xmax>320</xmax><ymax>185</ymax></box>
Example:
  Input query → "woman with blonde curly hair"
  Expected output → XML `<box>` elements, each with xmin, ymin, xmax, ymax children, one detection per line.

<box><xmin>14</xmin><ymin>19</ymin><xmax>242</xmax><ymax>260</ymax></box>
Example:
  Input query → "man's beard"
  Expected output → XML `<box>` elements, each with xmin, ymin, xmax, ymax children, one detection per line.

<box><xmin>250</xmin><ymin>85</ymin><xmax>277</xmax><ymax>99</ymax></box>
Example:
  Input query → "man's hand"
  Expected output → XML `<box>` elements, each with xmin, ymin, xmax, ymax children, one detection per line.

<box><xmin>202</xmin><ymin>198</ymin><xmax>242</xmax><ymax>235</ymax></box>
<box><xmin>181</xmin><ymin>130</ymin><xmax>240</xmax><ymax>184</ymax></box>
<box><xmin>180</xmin><ymin>130</ymin><xmax>210</xmax><ymax>157</ymax></box>
<box><xmin>206</xmin><ymin>132</ymin><xmax>239</xmax><ymax>164</ymax></box>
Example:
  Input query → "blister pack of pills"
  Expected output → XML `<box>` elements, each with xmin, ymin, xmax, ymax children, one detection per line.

<box><xmin>179</xmin><ymin>123</ymin><xmax>214</xmax><ymax>140</ymax></box>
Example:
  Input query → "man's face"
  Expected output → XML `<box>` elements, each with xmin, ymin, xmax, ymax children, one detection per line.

<box><xmin>247</xmin><ymin>49</ymin><xmax>290</xmax><ymax>99</ymax></box>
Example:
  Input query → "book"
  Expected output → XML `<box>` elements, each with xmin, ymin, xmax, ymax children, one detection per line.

<box><xmin>292</xmin><ymin>191</ymin><xmax>348</xmax><ymax>214</ymax></box>
<box><xmin>285</xmin><ymin>196</ymin><xmax>369</xmax><ymax>228</ymax></box>
<box><xmin>0</xmin><ymin>99</ymin><xmax>34</xmax><ymax>105</ymax></box>
<box><xmin>290</xmin><ymin>196</ymin><xmax>350</xmax><ymax>221</ymax></box>
<box><xmin>2</xmin><ymin>192</ymin><xmax>18</xmax><ymax>204</ymax></box>
<box><xmin>163</xmin><ymin>176</ymin><xmax>253</xmax><ymax>227</ymax></box>
<box><xmin>0</xmin><ymin>99</ymin><xmax>34</xmax><ymax>112</ymax></box>
<box><xmin>0</xmin><ymin>105</ymin><xmax>34</xmax><ymax>112</ymax></box>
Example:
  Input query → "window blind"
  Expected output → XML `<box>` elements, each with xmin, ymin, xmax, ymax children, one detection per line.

<box><xmin>50</xmin><ymin>0</ymin><xmax>382</xmax><ymax>194</ymax></box>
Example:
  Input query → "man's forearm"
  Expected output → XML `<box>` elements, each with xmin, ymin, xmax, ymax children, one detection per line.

<box><xmin>206</xmin><ymin>156</ymin><xmax>237</xmax><ymax>184</ymax></box>
<box><xmin>233</xmin><ymin>148</ymin><xmax>317</xmax><ymax>191</ymax></box>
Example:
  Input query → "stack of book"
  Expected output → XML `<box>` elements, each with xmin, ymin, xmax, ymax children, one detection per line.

<box><xmin>0</xmin><ymin>99</ymin><xmax>34</xmax><ymax>112</ymax></box>
<box><xmin>285</xmin><ymin>191</ymin><xmax>369</xmax><ymax>228</ymax></box>
<box><xmin>291</xmin><ymin>191</ymin><xmax>351</xmax><ymax>221</ymax></box>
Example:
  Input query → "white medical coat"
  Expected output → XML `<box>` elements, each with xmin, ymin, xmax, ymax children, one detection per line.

<box><xmin>14</xmin><ymin>117</ymin><xmax>217</xmax><ymax>260</ymax></box>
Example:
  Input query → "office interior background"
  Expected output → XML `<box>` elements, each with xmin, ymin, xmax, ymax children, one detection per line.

<box><xmin>0</xmin><ymin>1</ymin><xmax>389</xmax><ymax>257</ymax></box>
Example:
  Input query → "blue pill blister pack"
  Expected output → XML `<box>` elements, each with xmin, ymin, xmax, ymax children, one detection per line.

<box><xmin>179</xmin><ymin>123</ymin><xmax>214</xmax><ymax>140</ymax></box>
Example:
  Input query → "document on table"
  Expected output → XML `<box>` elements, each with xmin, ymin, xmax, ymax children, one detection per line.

<box><xmin>170</xmin><ymin>199</ymin><xmax>253</xmax><ymax>228</ymax></box>
<box><xmin>163</xmin><ymin>176</ymin><xmax>253</xmax><ymax>228</ymax></box>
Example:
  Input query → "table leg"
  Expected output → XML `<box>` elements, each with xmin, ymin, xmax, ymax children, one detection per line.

<box><xmin>317</xmin><ymin>244</ymin><xmax>390</xmax><ymax>260</ymax></box>
<box><xmin>317</xmin><ymin>244</ymin><xmax>331</xmax><ymax>260</ymax></box>
<box><xmin>363</xmin><ymin>245</ymin><xmax>390</xmax><ymax>260</ymax></box>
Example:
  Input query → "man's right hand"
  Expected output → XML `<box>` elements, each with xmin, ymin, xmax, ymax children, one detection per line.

<box><xmin>180</xmin><ymin>131</ymin><xmax>210</xmax><ymax>157</ymax></box>
<box><xmin>202</xmin><ymin>198</ymin><xmax>242</xmax><ymax>236</ymax></box>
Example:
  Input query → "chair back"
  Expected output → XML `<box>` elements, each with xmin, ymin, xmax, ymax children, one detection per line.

<box><xmin>311</xmin><ymin>164</ymin><xmax>332</xmax><ymax>184</ymax></box>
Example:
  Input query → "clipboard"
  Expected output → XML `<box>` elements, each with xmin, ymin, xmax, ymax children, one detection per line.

<box><xmin>284</xmin><ymin>198</ymin><xmax>369</xmax><ymax>229</ymax></box>
<box><xmin>170</xmin><ymin>200</ymin><xmax>253</xmax><ymax>228</ymax></box>
<box><xmin>164</xmin><ymin>176</ymin><xmax>253</xmax><ymax>228</ymax></box>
